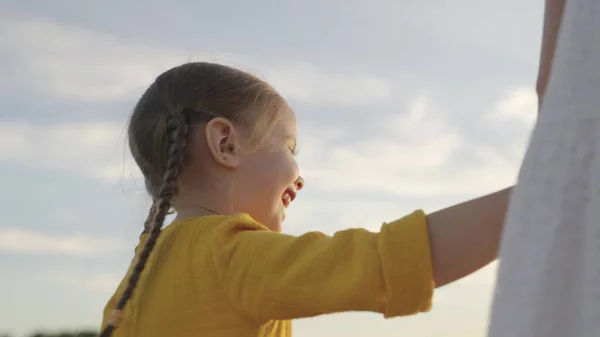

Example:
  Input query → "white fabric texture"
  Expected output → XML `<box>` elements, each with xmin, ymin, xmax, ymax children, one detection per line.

<box><xmin>487</xmin><ymin>1</ymin><xmax>600</xmax><ymax>336</ymax></box>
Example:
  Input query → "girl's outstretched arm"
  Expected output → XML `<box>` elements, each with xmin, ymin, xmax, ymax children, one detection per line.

<box><xmin>210</xmin><ymin>188</ymin><xmax>512</xmax><ymax>322</ymax></box>
<box><xmin>537</xmin><ymin>0</ymin><xmax>566</xmax><ymax>109</ymax></box>
<box><xmin>427</xmin><ymin>187</ymin><xmax>512</xmax><ymax>287</ymax></box>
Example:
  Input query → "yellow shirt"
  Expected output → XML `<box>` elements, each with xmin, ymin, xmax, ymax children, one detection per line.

<box><xmin>102</xmin><ymin>211</ymin><xmax>434</xmax><ymax>337</ymax></box>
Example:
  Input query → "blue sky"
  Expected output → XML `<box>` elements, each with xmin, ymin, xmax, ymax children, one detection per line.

<box><xmin>0</xmin><ymin>1</ymin><xmax>541</xmax><ymax>336</ymax></box>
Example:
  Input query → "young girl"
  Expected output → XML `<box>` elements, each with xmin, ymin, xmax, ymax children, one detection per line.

<box><xmin>100</xmin><ymin>62</ymin><xmax>512</xmax><ymax>337</ymax></box>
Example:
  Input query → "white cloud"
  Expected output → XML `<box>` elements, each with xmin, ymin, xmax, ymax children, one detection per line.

<box><xmin>0</xmin><ymin>16</ymin><xmax>393</xmax><ymax>106</ymax></box>
<box><xmin>0</xmin><ymin>17</ymin><xmax>182</xmax><ymax>101</ymax></box>
<box><xmin>262</xmin><ymin>63</ymin><xmax>393</xmax><ymax>106</ymax></box>
<box><xmin>489</xmin><ymin>87</ymin><xmax>538</xmax><ymax>125</ymax></box>
<box><xmin>0</xmin><ymin>227</ymin><xmax>127</xmax><ymax>256</ymax></box>
<box><xmin>283</xmin><ymin>198</ymin><xmax>402</xmax><ymax>235</ymax></box>
<box><xmin>0</xmin><ymin>120</ymin><xmax>140</xmax><ymax>182</ymax></box>
<box><xmin>297</xmin><ymin>94</ymin><xmax>524</xmax><ymax>197</ymax></box>
<box><xmin>0</xmin><ymin>88</ymin><xmax>530</xmax><ymax>196</ymax></box>
<box><xmin>49</xmin><ymin>270</ymin><xmax>122</xmax><ymax>293</ymax></box>
<box><xmin>371</xmin><ymin>1</ymin><xmax>541</xmax><ymax>62</ymax></box>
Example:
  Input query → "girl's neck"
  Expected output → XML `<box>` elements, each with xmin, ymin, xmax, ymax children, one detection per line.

<box><xmin>174</xmin><ymin>180</ymin><xmax>235</xmax><ymax>220</ymax></box>
<box><xmin>174</xmin><ymin>204</ymin><xmax>227</xmax><ymax>221</ymax></box>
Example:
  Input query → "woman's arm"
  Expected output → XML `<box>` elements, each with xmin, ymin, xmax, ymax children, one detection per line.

<box><xmin>427</xmin><ymin>187</ymin><xmax>512</xmax><ymax>287</ymax></box>
<box><xmin>536</xmin><ymin>0</ymin><xmax>566</xmax><ymax>110</ymax></box>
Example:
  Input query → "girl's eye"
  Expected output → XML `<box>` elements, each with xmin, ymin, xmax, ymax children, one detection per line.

<box><xmin>290</xmin><ymin>147</ymin><xmax>299</xmax><ymax>156</ymax></box>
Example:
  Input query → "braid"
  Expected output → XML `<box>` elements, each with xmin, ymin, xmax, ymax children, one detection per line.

<box><xmin>99</xmin><ymin>113</ymin><xmax>189</xmax><ymax>337</ymax></box>
<box><xmin>142</xmin><ymin>201</ymin><xmax>157</xmax><ymax>235</ymax></box>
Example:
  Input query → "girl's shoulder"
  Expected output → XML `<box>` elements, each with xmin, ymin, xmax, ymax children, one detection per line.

<box><xmin>161</xmin><ymin>213</ymin><xmax>271</xmax><ymax>242</ymax></box>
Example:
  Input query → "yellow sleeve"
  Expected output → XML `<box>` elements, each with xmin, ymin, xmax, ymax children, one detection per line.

<box><xmin>211</xmin><ymin>211</ymin><xmax>434</xmax><ymax>324</ymax></box>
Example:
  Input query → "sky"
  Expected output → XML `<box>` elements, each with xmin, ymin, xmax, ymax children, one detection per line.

<box><xmin>0</xmin><ymin>0</ymin><xmax>542</xmax><ymax>336</ymax></box>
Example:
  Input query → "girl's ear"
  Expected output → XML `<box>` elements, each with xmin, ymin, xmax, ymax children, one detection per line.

<box><xmin>204</xmin><ymin>117</ymin><xmax>242</xmax><ymax>169</ymax></box>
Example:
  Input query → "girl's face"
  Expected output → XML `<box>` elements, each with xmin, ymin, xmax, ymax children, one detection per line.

<box><xmin>181</xmin><ymin>107</ymin><xmax>304</xmax><ymax>231</ymax></box>
<box><xmin>232</xmin><ymin>109</ymin><xmax>304</xmax><ymax>231</ymax></box>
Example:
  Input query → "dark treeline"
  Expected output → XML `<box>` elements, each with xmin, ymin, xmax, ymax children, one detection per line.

<box><xmin>1</xmin><ymin>331</ymin><xmax>97</xmax><ymax>337</ymax></box>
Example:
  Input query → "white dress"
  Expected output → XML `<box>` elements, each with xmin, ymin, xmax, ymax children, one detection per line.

<box><xmin>487</xmin><ymin>0</ymin><xmax>600</xmax><ymax>336</ymax></box>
